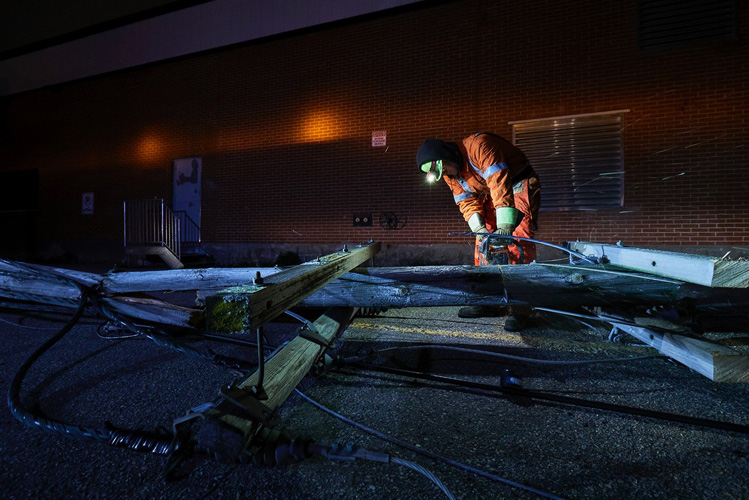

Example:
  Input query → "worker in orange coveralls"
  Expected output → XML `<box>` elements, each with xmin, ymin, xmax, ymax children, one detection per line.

<box><xmin>416</xmin><ymin>132</ymin><xmax>541</xmax><ymax>331</ymax></box>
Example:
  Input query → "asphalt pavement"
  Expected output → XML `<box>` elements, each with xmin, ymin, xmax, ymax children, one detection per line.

<box><xmin>2</xmin><ymin>297</ymin><xmax>749</xmax><ymax>499</ymax></box>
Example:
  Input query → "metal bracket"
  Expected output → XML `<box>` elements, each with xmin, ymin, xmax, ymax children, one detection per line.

<box><xmin>299</xmin><ymin>326</ymin><xmax>331</xmax><ymax>349</ymax></box>
<box><xmin>220</xmin><ymin>385</ymin><xmax>280</xmax><ymax>427</ymax></box>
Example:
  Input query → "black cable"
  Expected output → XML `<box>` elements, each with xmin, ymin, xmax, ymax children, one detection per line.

<box><xmin>6</xmin><ymin>288</ymin><xmax>177</xmax><ymax>454</ymax></box>
<box><xmin>352</xmin><ymin>344</ymin><xmax>661</xmax><ymax>366</ymax></box>
<box><xmin>344</xmin><ymin>361</ymin><xmax>749</xmax><ymax>435</ymax></box>
<box><xmin>255</xmin><ymin>326</ymin><xmax>266</xmax><ymax>394</ymax></box>
<box><xmin>296</xmin><ymin>389</ymin><xmax>564</xmax><ymax>500</ymax></box>
<box><xmin>201</xmin><ymin>332</ymin><xmax>272</xmax><ymax>349</ymax></box>
<box><xmin>6</xmin><ymin>289</ymin><xmax>110</xmax><ymax>442</ymax></box>
<box><xmin>91</xmin><ymin>300</ymin><xmax>253</xmax><ymax>372</ymax></box>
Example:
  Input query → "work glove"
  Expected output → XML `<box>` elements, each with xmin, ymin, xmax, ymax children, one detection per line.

<box><xmin>495</xmin><ymin>207</ymin><xmax>522</xmax><ymax>236</ymax></box>
<box><xmin>467</xmin><ymin>213</ymin><xmax>490</xmax><ymax>242</ymax></box>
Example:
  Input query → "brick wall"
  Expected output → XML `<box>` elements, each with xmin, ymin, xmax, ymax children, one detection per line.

<box><xmin>2</xmin><ymin>0</ymin><xmax>748</xmax><ymax>262</ymax></box>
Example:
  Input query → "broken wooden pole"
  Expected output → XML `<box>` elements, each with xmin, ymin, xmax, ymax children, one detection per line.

<box><xmin>293</xmin><ymin>265</ymin><xmax>506</xmax><ymax>308</ymax></box>
<box><xmin>567</xmin><ymin>241</ymin><xmax>749</xmax><ymax>288</ymax></box>
<box><xmin>205</xmin><ymin>243</ymin><xmax>380</xmax><ymax>332</ymax></box>
<box><xmin>194</xmin><ymin>263</ymin><xmax>698</xmax><ymax>312</ymax></box>
<box><xmin>100</xmin><ymin>296</ymin><xmax>204</xmax><ymax>329</ymax></box>
<box><xmin>99</xmin><ymin>267</ymin><xmax>282</xmax><ymax>294</ymax></box>
<box><xmin>195</xmin><ymin>307</ymin><xmax>358</xmax><ymax>461</ymax></box>
<box><xmin>299</xmin><ymin>263</ymin><xmax>749</xmax><ymax>312</ymax></box>
<box><xmin>6</xmin><ymin>261</ymin><xmax>749</xmax><ymax>328</ymax></box>
<box><xmin>608</xmin><ymin>321</ymin><xmax>749</xmax><ymax>383</ymax></box>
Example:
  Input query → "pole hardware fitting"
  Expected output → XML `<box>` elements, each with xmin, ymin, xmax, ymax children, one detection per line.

<box><xmin>311</xmin><ymin>353</ymin><xmax>343</xmax><ymax>376</ymax></box>
<box><xmin>322</xmin><ymin>440</ymin><xmax>390</xmax><ymax>464</ymax></box>
<box><xmin>220</xmin><ymin>385</ymin><xmax>279</xmax><ymax>427</ymax></box>
<box><xmin>299</xmin><ymin>326</ymin><xmax>332</xmax><ymax>349</ymax></box>
<box><xmin>244</xmin><ymin>427</ymin><xmax>318</xmax><ymax>467</ymax></box>
<box><xmin>500</xmin><ymin>368</ymin><xmax>523</xmax><ymax>389</ymax></box>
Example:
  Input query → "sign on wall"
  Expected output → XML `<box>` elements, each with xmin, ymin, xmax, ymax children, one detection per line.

<box><xmin>371</xmin><ymin>131</ymin><xmax>387</xmax><ymax>147</ymax></box>
<box><xmin>82</xmin><ymin>192</ymin><xmax>94</xmax><ymax>215</ymax></box>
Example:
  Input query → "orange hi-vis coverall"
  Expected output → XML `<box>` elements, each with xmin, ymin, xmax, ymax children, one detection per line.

<box><xmin>444</xmin><ymin>133</ymin><xmax>541</xmax><ymax>266</ymax></box>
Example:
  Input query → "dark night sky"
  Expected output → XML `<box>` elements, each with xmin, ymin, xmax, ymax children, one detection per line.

<box><xmin>0</xmin><ymin>0</ymin><xmax>210</xmax><ymax>59</ymax></box>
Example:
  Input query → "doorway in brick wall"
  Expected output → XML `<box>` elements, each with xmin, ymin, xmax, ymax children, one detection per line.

<box><xmin>172</xmin><ymin>157</ymin><xmax>207</xmax><ymax>261</ymax></box>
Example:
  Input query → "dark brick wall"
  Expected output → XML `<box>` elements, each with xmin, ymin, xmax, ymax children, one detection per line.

<box><xmin>3</xmin><ymin>0</ymin><xmax>748</xmax><ymax>261</ymax></box>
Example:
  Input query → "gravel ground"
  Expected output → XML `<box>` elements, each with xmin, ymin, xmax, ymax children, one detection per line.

<box><xmin>2</xmin><ymin>301</ymin><xmax>749</xmax><ymax>499</ymax></box>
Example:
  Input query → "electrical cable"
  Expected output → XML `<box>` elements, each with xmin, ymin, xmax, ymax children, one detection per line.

<box><xmin>255</xmin><ymin>326</ymin><xmax>265</xmax><ymax>392</ymax></box>
<box><xmin>343</xmin><ymin>361</ymin><xmax>749</xmax><ymax>435</ymax></box>
<box><xmin>313</xmin><ymin>439</ymin><xmax>455</xmax><ymax>499</ymax></box>
<box><xmin>534</xmin><ymin>307</ymin><xmax>701</xmax><ymax>339</ymax></box>
<box><xmin>0</xmin><ymin>314</ymin><xmax>60</xmax><ymax>330</ymax></box>
<box><xmin>91</xmin><ymin>301</ymin><xmax>252</xmax><ymax>372</ymax></box>
<box><xmin>448</xmin><ymin>233</ymin><xmax>597</xmax><ymax>264</ymax></box>
<box><xmin>6</xmin><ymin>288</ymin><xmax>175</xmax><ymax>455</ymax></box>
<box><xmin>7</xmin><ymin>289</ymin><xmax>110</xmax><ymax>443</ymax></box>
<box><xmin>390</xmin><ymin>456</ymin><xmax>455</xmax><ymax>500</ymax></box>
<box><xmin>353</xmin><ymin>344</ymin><xmax>662</xmax><ymax>366</ymax></box>
<box><xmin>295</xmin><ymin>389</ymin><xmax>564</xmax><ymax>499</ymax></box>
<box><xmin>284</xmin><ymin>309</ymin><xmax>315</xmax><ymax>329</ymax></box>
<box><xmin>96</xmin><ymin>321</ymin><xmax>140</xmax><ymax>340</ymax></box>
<box><xmin>201</xmin><ymin>331</ymin><xmax>271</xmax><ymax>349</ymax></box>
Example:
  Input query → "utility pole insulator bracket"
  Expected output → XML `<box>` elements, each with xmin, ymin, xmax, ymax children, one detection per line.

<box><xmin>220</xmin><ymin>386</ymin><xmax>280</xmax><ymax>427</ymax></box>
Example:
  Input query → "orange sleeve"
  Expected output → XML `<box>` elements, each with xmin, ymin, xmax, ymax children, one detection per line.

<box><xmin>445</xmin><ymin>177</ymin><xmax>483</xmax><ymax>222</ymax></box>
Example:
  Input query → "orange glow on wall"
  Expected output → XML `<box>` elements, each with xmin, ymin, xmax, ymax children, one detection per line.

<box><xmin>136</xmin><ymin>134</ymin><xmax>164</xmax><ymax>163</ymax></box>
<box><xmin>300</xmin><ymin>108</ymin><xmax>344</xmax><ymax>143</ymax></box>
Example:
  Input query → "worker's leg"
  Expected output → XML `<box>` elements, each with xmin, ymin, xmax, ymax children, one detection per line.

<box><xmin>507</xmin><ymin>177</ymin><xmax>539</xmax><ymax>264</ymax></box>
<box><xmin>461</xmin><ymin>198</ymin><xmax>505</xmax><ymax>318</ymax></box>
<box><xmin>505</xmin><ymin>177</ymin><xmax>541</xmax><ymax>331</ymax></box>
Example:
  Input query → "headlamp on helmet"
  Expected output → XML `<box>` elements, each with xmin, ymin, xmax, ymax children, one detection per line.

<box><xmin>420</xmin><ymin>160</ymin><xmax>443</xmax><ymax>183</ymax></box>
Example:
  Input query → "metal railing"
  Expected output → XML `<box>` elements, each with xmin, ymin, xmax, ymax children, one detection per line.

<box><xmin>174</xmin><ymin>210</ymin><xmax>201</xmax><ymax>245</ymax></box>
<box><xmin>123</xmin><ymin>199</ymin><xmax>181</xmax><ymax>260</ymax></box>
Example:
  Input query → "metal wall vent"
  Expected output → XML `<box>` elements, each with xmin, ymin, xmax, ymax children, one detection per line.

<box><xmin>639</xmin><ymin>0</ymin><xmax>737</xmax><ymax>52</ymax></box>
<box><xmin>511</xmin><ymin>112</ymin><xmax>625</xmax><ymax>211</ymax></box>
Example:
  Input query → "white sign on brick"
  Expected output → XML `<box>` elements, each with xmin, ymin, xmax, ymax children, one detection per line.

<box><xmin>371</xmin><ymin>131</ymin><xmax>387</xmax><ymax>147</ymax></box>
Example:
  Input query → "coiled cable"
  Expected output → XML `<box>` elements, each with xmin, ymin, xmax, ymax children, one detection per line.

<box><xmin>7</xmin><ymin>289</ymin><xmax>110</xmax><ymax>443</ymax></box>
<box><xmin>7</xmin><ymin>287</ymin><xmax>176</xmax><ymax>455</ymax></box>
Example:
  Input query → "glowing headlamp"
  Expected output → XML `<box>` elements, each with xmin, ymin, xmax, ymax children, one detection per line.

<box><xmin>420</xmin><ymin>160</ymin><xmax>443</xmax><ymax>183</ymax></box>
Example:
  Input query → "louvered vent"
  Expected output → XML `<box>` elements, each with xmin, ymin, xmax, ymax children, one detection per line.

<box><xmin>512</xmin><ymin>113</ymin><xmax>624</xmax><ymax>211</ymax></box>
<box><xmin>639</xmin><ymin>0</ymin><xmax>737</xmax><ymax>52</ymax></box>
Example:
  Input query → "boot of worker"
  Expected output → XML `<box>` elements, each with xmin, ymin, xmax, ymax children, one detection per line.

<box><xmin>458</xmin><ymin>305</ymin><xmax>507</xmax><ymax>318</ymax></box>
<box><xmin>504</xmin><ymin>306</ymin><xmax>532</xmax><ymax>332</ymax></box>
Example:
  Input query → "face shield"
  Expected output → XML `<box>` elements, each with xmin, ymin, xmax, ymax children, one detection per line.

<box><xmin>420</xmin><ymin>160</ymin><xmax>443</xmax><ymax>183</ymax></box>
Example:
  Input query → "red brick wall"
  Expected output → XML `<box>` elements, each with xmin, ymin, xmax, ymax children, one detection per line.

<box><xmin>3</xmin><ymin>0</ymin><xmax>748</xmax><ymax>259</ymax></box>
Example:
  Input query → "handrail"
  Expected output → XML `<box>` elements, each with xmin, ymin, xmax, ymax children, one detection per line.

<box><xmin>123</xmin><ymin>199</ymin><xmax>181</xmax><ymax>259</ymax></box>
<box><xmin>173</xmin><ymin>210</ymin><xmax>201</xmax><ymax>244</ymax></box>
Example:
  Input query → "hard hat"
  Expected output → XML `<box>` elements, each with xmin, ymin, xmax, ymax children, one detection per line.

<box><xmin>420</xmin><ymin>160</ymin><xmax>443</xmax><ymax>182</ymax></box>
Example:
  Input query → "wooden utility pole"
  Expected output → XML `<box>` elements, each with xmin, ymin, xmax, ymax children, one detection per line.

<box><xmin>194</xmin><ymin>307</ymin><xmax>358</xmax><ymax>461</ymax></box>
<box><xmin>192</xmin><ymin>244</ymin><xmax>380</xmax><ymax>459</ymax></box>
<box><xmin>204</xmin><ymin>243</ymin><xmax>380</xmax><ymax>332</ymax></box>
<box><xmin>567</xmin><ymin>241</ymin><xmax>749</xmax><ymax>288</ymax></box>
